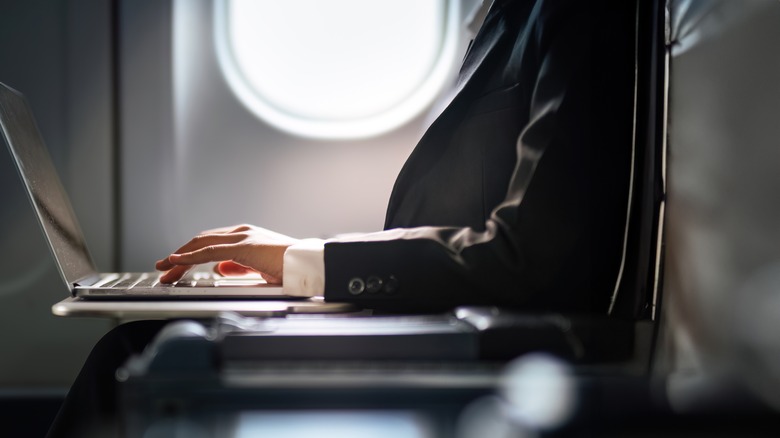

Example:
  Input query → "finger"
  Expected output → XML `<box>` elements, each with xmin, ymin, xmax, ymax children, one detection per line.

<box><xmin>216</xmin><ymin>261</ymin><xmax>257</xmax><ymax>276</ymax></box>
<box><xmin>167</xmin><ymin>243</ymin><xmax>242</xmax><ymax>266</ymax></box>
<box><xmin>156</xmin><ymin>257</ymin><xmax>186</xmax><ymax>271</ymax></box>
<box><xmin>156</xmin><ymin>258</ymin><xmax>176</xmax><ymax>272</ymax></box>
<box><xmin>155</xmin><ymin>258</ymin><xmax>169</xmax><ymax>271</ymax></box>
<box><xmin>159</xmin><ymin>265</ymin><xmax>192</xmax><ymax>284</ymax></box>
<box><xmin>157</xmin><ymin>233</ymin><xmax>246</xmax><ymax>271</ymax></box>
<box><xmin>175</xmin><ymin>233</ymin><xmax>246</xmax><ymax>254</ymax></box>
<box><xmin>260</xmin><ymin>272</ymin><xmax>282</xmax><ymax>285</ymax></box>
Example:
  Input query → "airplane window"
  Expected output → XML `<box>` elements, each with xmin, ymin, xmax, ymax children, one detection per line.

<box><xmin>214</xmin><ymin>0</ymin><xmax>461</xmax><ymax>139</ymax></box>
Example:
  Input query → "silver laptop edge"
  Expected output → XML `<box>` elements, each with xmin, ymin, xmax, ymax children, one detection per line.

<box><xmin>0</xmin><ymin>82</ymin><xmax>99</xmax><ymax>291</ymax></box>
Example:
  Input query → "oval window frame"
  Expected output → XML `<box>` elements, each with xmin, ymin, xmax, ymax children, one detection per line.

<box><xmin>213</xmin><ymin>0</ymin><xmax>462</xmax><ymax>139</ymax></box>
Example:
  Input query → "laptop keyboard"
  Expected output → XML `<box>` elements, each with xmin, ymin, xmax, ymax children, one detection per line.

<box><xmin>95</xmin><ymin>272</ymin><xmax>221</xmax><ymax>289</ymax></box>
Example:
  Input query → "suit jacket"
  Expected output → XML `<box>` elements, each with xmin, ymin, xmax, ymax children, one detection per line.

<box><xmin>323</xmin><ymin>0</ymin><xmax>635</xmax><ymax>313</ymax></box>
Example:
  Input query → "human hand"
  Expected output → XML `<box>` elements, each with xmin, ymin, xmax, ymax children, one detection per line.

<box><xmin>155</xmin><ymin>224</ymin><xmax>299</xmax><ymax>284</ymax></box>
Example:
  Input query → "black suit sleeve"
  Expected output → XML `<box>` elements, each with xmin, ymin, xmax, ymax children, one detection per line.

<box><xmin>322</xmin><ymin>0</ymin><xmax>633</xmax><ymax>313</ymax></box>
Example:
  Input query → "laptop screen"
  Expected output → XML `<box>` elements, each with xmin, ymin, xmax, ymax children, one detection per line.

<box><xmin>0</xmin><ymin>82</ymin><xmax>97</xmax><ymax>288</ymax></box>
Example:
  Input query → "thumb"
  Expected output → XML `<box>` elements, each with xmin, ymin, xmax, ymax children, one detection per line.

<box><xmin>215</xmin><ymin>261</ymin><xmax>256</xmax><ymax>276</ymax></box>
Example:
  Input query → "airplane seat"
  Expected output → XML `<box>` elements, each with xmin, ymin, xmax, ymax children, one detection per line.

<box><xmin>520</xmin><ymin>0</ymin><xmax>668</xmax><ymax>370</ymax></box>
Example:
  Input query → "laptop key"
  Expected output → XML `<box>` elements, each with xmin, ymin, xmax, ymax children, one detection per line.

<box><xmin>133</xmin><ymin>273</ymin><xmax>160</xmax><ymax>288</ymax></box>
<box><xmin>95</xmin><ymin>275</ymin><xmax>122</xmax><ymax>288</ymax></box>
<box><xmin>113</xmin><ymin>274</ymin><xmax>143</xmax><ymax>289</ymax></box>
<box><xmin>174</xmin><ymin>280</ymin><xmax>196</xmax><ymax>288</ymax></box>
<box><xmin>194</xmin><ymin>278</ymin><xmax>216</xmax><ymax>287</ymax></box>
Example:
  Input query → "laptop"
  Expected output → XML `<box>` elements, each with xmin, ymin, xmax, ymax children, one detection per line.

<box><xmin>0</xmin><ymin>81</ymin><xmax>308</xmax><ymax>300</ymax></box>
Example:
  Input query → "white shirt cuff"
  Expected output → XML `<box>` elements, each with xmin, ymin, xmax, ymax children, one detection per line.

<box><xmin>282</xmin><ymin>238</ymin><xmax>325</xmax><ymax>297</ymax></box>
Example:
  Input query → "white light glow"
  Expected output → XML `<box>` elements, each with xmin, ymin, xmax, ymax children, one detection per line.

<box><xmin>235</xmin><ymin>411</ymin><xmax>433</xmax><ymax>438</ymax></box>
<box><xmin>500</xmin><ymin>354</ymin><xmax>576</xmax><ymax>430</ymax></box>
<box><xmin>214</xmin><ymin>0</ymin><xmax>460</xmax><ymax>139</ymax></box>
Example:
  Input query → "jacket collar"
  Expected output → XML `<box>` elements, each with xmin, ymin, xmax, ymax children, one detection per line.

<box><xmin>456</xmin><ymin>1</ymin><xmax>508</xmax><ymax>92</ymax></box>
<box><xmin>425</xmin><ymin>2</ymin><xmax>509</xmax><ymax>124</ymax></box>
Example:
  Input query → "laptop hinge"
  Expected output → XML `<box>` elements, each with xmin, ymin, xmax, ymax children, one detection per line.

<box><xmin>74</xmin><ymin>274</ymin><xmax>102</xmax><ymax>288</ymax></box>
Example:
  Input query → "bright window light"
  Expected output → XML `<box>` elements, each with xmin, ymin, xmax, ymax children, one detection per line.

<box><xmin>214</xmin><ymin>0</ymin><xmax>460</xmax><ymax>139</ymax></box>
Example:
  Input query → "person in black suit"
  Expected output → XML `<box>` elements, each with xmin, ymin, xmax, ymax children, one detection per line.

<box><xmin>156</xmin><ymin>0</ymin><xmax>634</xmax><ymax>314</ymax></box>
<box><xmin>48</xmin><ymin>1</ymin><xmax>635</xmax><ymax>436</ymax></box>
